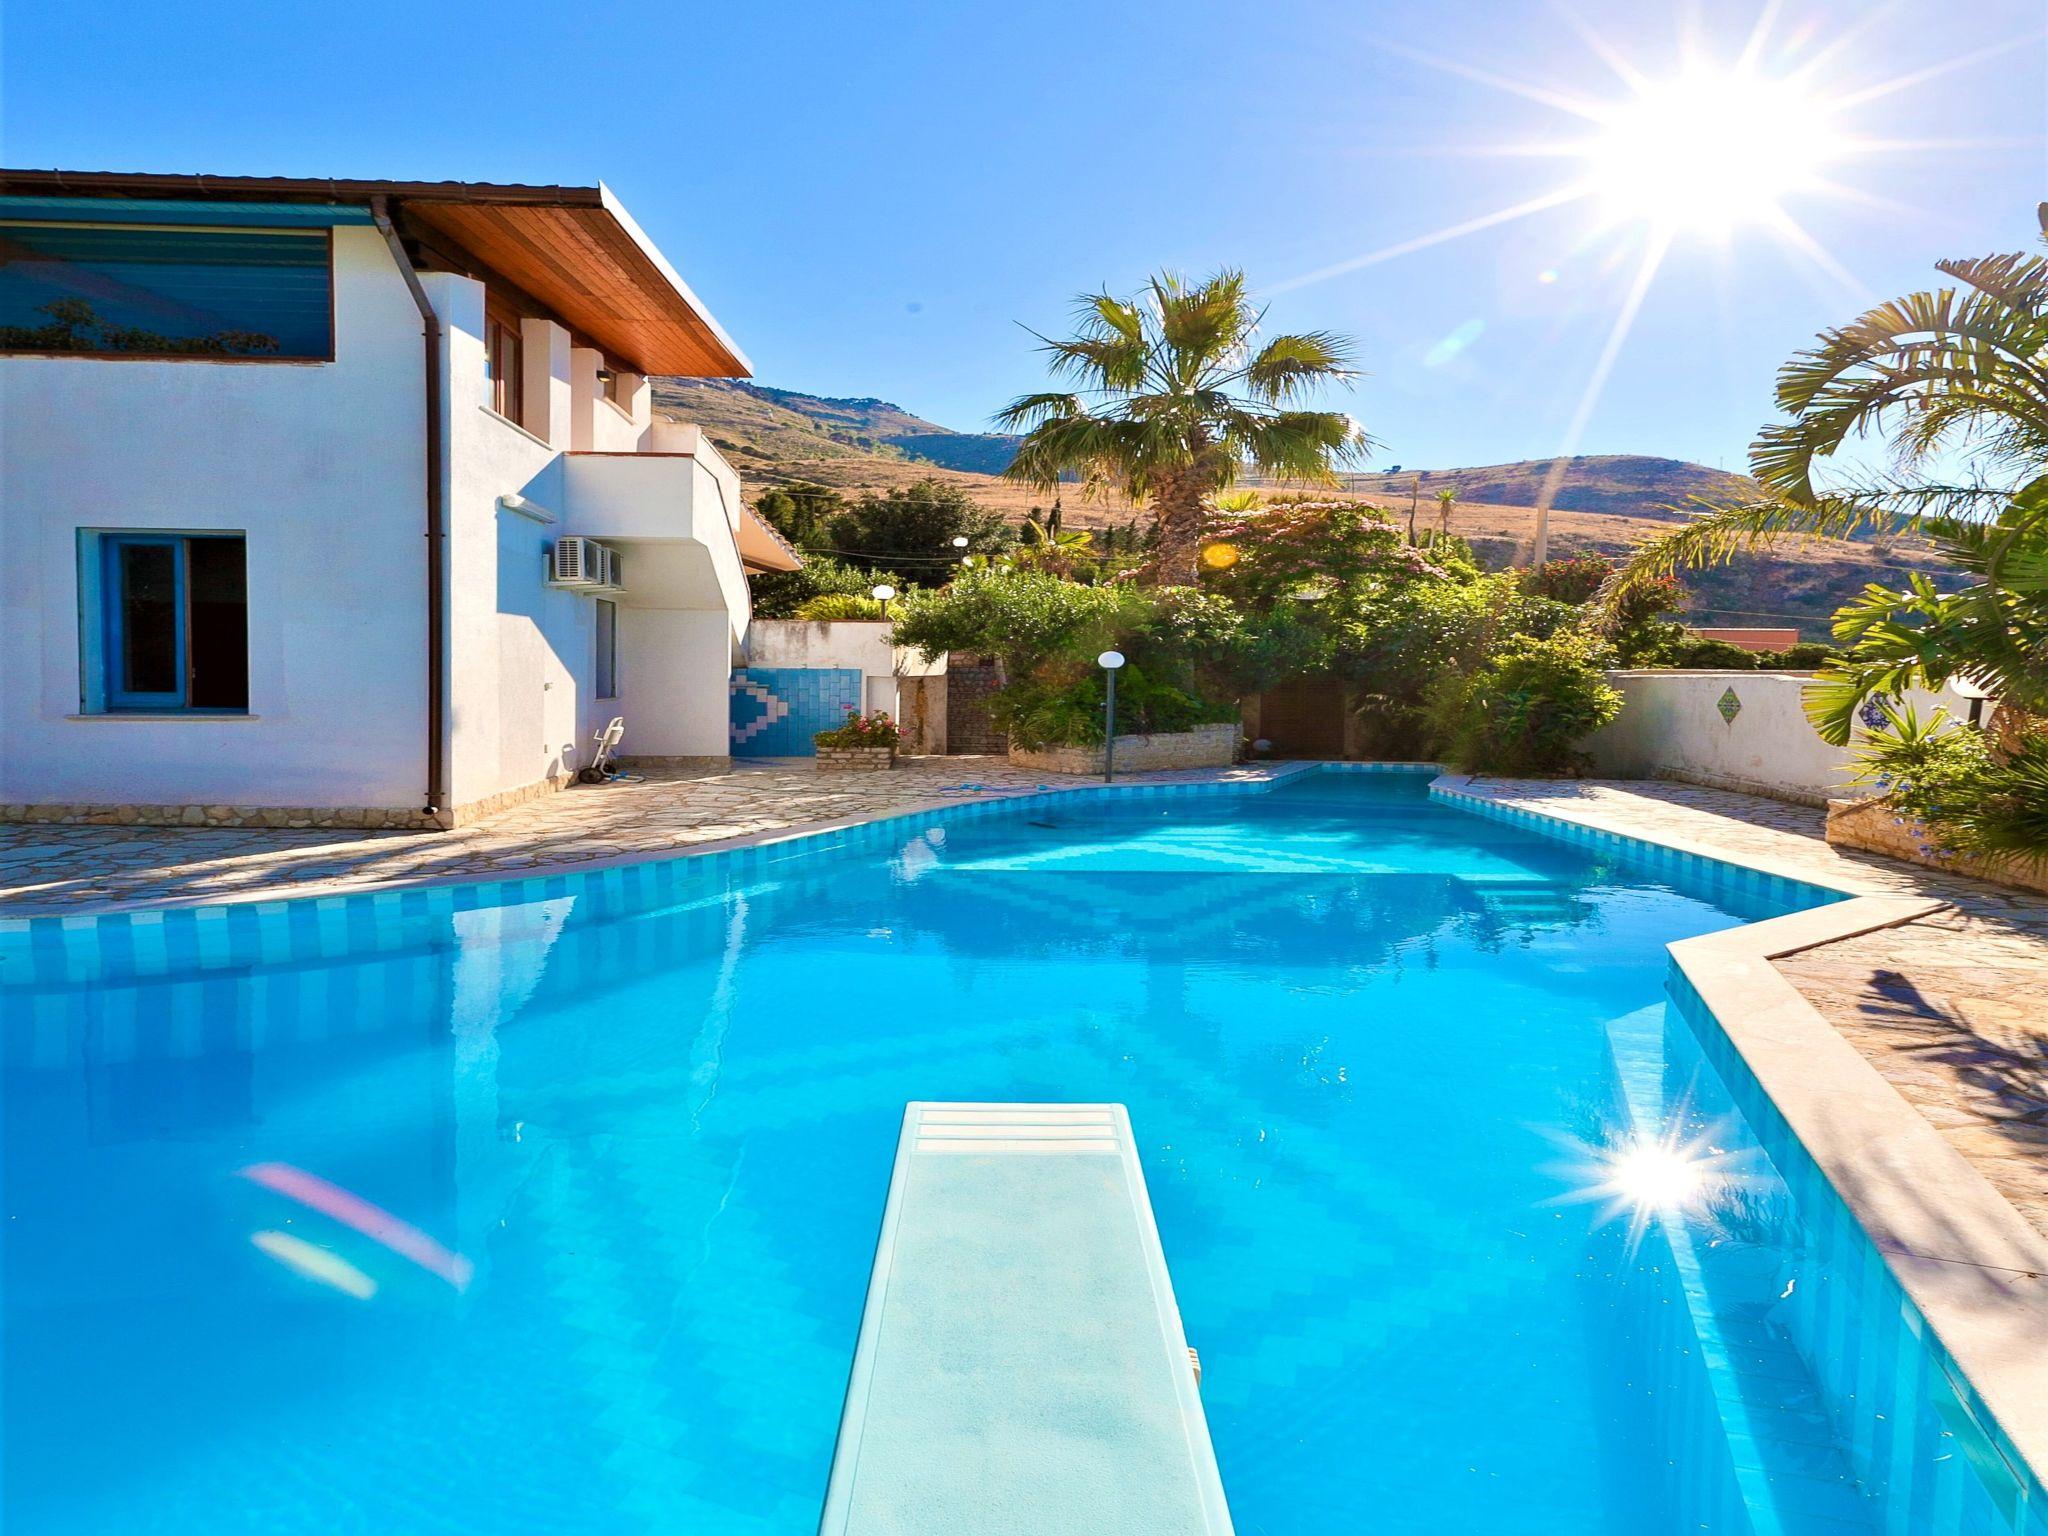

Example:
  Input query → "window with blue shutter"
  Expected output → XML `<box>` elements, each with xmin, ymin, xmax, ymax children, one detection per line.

<box><xmin>88</xmin><ymin>533</ymin><xmax>250</xmax><ymax>712</ymax></box>
<box><xmin>0</xmin><ymin>223</ymin><xmax>332</xmax><ymax>360</ymax></box>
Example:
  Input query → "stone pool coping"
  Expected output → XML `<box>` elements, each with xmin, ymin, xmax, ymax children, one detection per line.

<box><xmin>1432</xmin><ymin>774</ymin><xmax>2048</xmax><ymax>1502</ymax></box>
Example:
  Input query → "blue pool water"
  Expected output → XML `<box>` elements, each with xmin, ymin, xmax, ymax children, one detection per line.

<box><xmin>2</xmin><ymin>769</ymin><xmax>2039</xmax><ymax>1535</ymax></box>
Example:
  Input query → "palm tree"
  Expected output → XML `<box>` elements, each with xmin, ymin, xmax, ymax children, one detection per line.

<box><xmin>1613</xmin><ymin>205</ymin><xmax>2048</xmax><ymax>738</ymax></box>
<box><xmin>998</xmin><ymin>270</ymin><xmax>1370</xmax><ymax>584</ymax></box>
<box><xmin>1435</xmin><ymin>487</ymin><xmax>1459</xmax><ymax>538</ymax></box>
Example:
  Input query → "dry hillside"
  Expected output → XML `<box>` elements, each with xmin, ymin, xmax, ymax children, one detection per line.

<box><xmin>656</xmin><ymin>377</ymin><xmax>1951</xmax><ymax>637</ymax></box>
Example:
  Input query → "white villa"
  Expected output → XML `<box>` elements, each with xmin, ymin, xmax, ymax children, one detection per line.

<box><xmin>0</xmin><ymin>169</ymin><xmax>801</xmax><ymax>830</ymax></box>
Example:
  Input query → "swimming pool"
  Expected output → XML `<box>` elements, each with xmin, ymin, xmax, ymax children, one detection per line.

<box><xmin>2</xmin><ymin>768</ymin><xmax>2038</xmax><ymax>1534</ymax></box>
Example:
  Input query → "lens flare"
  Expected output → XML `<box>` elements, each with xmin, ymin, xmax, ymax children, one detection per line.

<box><xmin>1199</xmin><ymin>541</ymin><xmax>1241</xmax><ymax>571</ymax></box>
<box><xmin>252</xmin><ymin>1230</ymin><xmax>378</xmax><ymax>1300</ymax></box>
<box><xmin>1543</xmin><ymin>1102</ymin><xmax>1752</xmax><ymax>1257</ymax></box>
<box><xmin>241</xmin><ymin>1162</ymin><xmax>472</xmax><ymax>1291</ymax></box>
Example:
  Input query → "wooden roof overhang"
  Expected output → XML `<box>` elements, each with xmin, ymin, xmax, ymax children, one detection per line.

<box><xmin>0</xmin><ymin>169</ymin><xmax>750</xmax><ymax>378</ymax></box>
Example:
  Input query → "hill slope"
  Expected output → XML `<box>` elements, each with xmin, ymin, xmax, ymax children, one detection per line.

<box><xmin>651</xmin><ymin>378</ymin><xmax>1022</xmax><ymax>475</ymax></box>
<box><xmin>1333</xmin><ymin>455</ymin><xmax>1758</xmax><ymax>519</ymax></box>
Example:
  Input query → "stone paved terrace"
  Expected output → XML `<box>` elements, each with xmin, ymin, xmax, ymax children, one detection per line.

<box><xmin>4</xmin><ymin>764</ymin><xmax>2045</xmax><ymax>1236</ymax></box>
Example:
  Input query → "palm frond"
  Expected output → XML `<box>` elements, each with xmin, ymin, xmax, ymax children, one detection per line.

<box><xmin>1603</xmin><ymin>495</ymin><xmax>1891</xmax><ymax>609</ymax></box>
<box><xmin>1758</xmin><ymin>281</ymin><xmax>2048</xmax><ymax>508</ymax></box>
<box><xmin>1242</xmin><ymin>331</ymin><xmax>1357</xmax><ymax>401</ymax></box>
<box><xmin>993</xmin><ymin>391</ymin><xmax>1083</xmax><ymax>433</ymax></box>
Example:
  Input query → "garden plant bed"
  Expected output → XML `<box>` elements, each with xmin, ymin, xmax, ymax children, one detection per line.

<box><xmin>1008</xmin><ymin>722</ymin><xmax>1237</xmax><ymax>776</ymax></box>
<box><xmin>1825</xmin><ymin>796</ymin><xmax>2048</xmax><ymax>897</ymax></box>
<box><xmin>816</xmin><ymin>746</ymin><xmax>898</xmax><ymax>772</ymax></box>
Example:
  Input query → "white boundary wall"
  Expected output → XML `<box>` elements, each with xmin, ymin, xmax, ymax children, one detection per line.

<box><xmin>746</xmin><ymin>620</ymin><xmax>946</xmax><ymax>720</ymax></box>
<box><xmin>1583</xmin><ymin>671</ymin><xmax>1970</xmax><ymax>806</ymax></box>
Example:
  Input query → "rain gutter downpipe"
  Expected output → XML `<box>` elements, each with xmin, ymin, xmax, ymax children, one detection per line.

<box><xmin>370</xmin><ymin>196</ymin><xmax>448</xmax><ymax>825</ymax></box>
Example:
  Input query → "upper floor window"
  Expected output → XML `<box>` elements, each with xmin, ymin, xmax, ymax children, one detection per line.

<box><xmin>0</xmin><ymin>224</ymin><xmax>332</xmax><ymax>360</ymax></box>
<box><xmin>83</xmin><ymin>532</ymin><xmax>249</xmax><ymax>712</ymax></box>
<box><xmin>485</xmin><ymin>304</ymin><xmax>524</xmax><ymax>424</ymax></box>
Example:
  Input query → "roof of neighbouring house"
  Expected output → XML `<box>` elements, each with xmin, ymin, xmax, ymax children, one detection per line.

<box><xmin>1692</xmin><ymin>627</ymin><xmax>1802</xmax><ymax>652</ymax></box>
<box><xmin>0</xmin><ymin>169</ymin><xmax>751</xmax><ymax>378</ymax></box>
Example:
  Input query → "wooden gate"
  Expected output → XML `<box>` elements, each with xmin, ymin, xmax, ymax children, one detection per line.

<box><xmin>1255</xmin><ymin>677</ymin><xmax>1348</xmax><ymax>758</ymax></box>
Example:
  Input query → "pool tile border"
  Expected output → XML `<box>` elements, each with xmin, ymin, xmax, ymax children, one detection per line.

<box><xmin>1432</xmin><ymin>774</ymin><xmax>2048</xmax><ymax>1510</ymax></box>
<box><xmin>0</xmin><ymin>762</ymin><xmax>1365</xmax><ymax>986</ymax></box>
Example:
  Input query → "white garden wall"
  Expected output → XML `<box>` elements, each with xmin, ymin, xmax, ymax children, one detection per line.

<box><xmin>1583</xmin><ymin>671</ymin><xmax>1971</xmax><ymax>806</ymax></box>
<box><xmin>747</xmin><ymin>620</ymin><xmax>947</xmax><ymax>720</ymax></box>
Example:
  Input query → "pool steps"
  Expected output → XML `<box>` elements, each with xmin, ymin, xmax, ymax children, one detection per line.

<box><xmin>818</xmin><ymin>1102</ymin><xmax>1233</xmax><ymax>1535</ymax></box>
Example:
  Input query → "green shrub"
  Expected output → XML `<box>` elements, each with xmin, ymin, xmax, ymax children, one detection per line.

<box><xmin>1607</xmin><ymin>575</ymin><xmax>1689</xmax><ymax>666</ymax></box>
<box><xmin>891</xmin><ymin>569</ymin><xmax>1244</xmax><ymax>746</ymax></box>
<box><xmin>1755</xmin><ymin>641</ymin><xmax>1841</xmax><ymax>670</ymax></box>
<box><xmin>1853</xmin><ymin>703</ymin><xmax>2048</xmax><ymax>870</ymax></box>
<box><xmin>1330</xmin><ymin>576</ymin><xmax>1579</xmax><ymax>757</ymax></box>
<box><xmin>821</xmin><ymin>478</ymin><xmax>1011</xmax><ymax>572</ymax></box>
<box><xmin>794</xmin><ymin>592</ymin><xmax>886</xmax><ymax>622</ymax></box>
<box><xmin>1650</xmin><ymin>635</ymin><xmax>1759</xmax><ymax>670</ymax></box>
<box><xmin>750</xmin><ymin>554</ymin><xmax>893</xmax><ymax>620</ymax></box>
<box><xmin>995</xmin><ymin>665</ymin><xmax>1236</xmax><ymax>749</ymax></box>
<box><xmin>1523</xmin><ymin>556</ymin><xmax>1613</xmax><ymax>605</ymax></box>
<box><xmin>892</xmin><ymin>569</ymin><xmax>1150</xmax><ymax>677</ymax></box>
<box><xmin>1428</xmin><ymin>630</ymin><xmax>1622</xmax><ymax>775</ymax></box>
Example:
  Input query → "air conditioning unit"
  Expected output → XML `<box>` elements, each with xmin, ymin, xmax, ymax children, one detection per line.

<box><xmin>596</xmin><ymin>545</ymin><xmax>625</xmax><ymax>594</ymax></box>
<box><xmin>548</xmin><ymin>535</ymin><xmax>604</xmax><ymax>588</ymax></box>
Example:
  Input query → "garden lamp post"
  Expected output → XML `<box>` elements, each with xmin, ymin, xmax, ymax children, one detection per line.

<box><xmin>1951</xmin><ymin>673</ymin><xmax>1996</xmax><ymax>729</ymax></box>
<box><xmin>1098</xmin><ymin>650</ymin><xmax>1125</xmax><ymax>783</ymax></box>
<box><xmin>871</xmin><ymin>583</ymin><xmax>896</xmax><ymax>618</ymax></box>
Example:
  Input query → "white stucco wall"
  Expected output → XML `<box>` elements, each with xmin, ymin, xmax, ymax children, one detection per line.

<box><xmin>614</xmin><ymin>608</ymin><xmax>732</xmax><ymax>757</ymax></box>
<box><xmin>426</xmin><ymin>274</ymin><xmax>601</xmax><ymax>809</ymax></box>
<box><xmin>1583</xmin><ymin>670</ymin><xmax>1972</xmax><ymax>806</ymax></box>
<box><xmin>2</xmin><ymin>224</ymin><xmax>751</xmax><ymax>818</ymax></box>
<box><xmin>0</xmin><ymin>225</ymin><xmax>430</xmax><ymax>811</ymax></box>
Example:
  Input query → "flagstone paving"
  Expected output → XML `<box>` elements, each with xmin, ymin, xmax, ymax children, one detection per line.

<box><xmin>5</xmin><ymin>764</ymin><xmax>2045</xmax><ymax>1235</ymax></box>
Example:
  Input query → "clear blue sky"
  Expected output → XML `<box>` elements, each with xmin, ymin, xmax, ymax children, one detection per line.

<box><xmin>6</xmin><ymin>0</ymin><xmax>2043</xmax><ymax>470</ymax></box>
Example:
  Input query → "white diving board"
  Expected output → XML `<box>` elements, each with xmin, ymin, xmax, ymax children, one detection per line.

<box><xmin>819</xmin><ymin>1103</ymin><xmax>1234</xmax><ymax>1536</ymax></box>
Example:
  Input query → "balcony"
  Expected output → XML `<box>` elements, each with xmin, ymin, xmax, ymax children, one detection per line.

<box><xmin>562</xmin><ymin>428</ymin><xmax>753</xmax><ymax>643</ymax></box>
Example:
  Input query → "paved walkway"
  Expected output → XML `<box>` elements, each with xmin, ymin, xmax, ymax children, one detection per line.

<box><xmin>6</xmin><ymin>765</ymin><xmax>2045</xmax><ymax>1234</ymax></box>
<box><xmin>1443</xmin><ymin>779</ymin><xmax>2048</xmax><ymax>1236</ymax></box>
<box><xmin>0</xmin><ymin>758</ymin><xmax>1286</xmax><ymax>913</ymax></box>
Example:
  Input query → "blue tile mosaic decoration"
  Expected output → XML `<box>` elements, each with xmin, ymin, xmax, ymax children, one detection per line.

<box><xmin>729</xmin><ymin>667</ymin><xmax>864</xmax><ymax>757</ymax></box>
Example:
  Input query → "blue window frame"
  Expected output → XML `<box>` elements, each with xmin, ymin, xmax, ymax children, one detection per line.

<box><xmin>88</xmin><ymin>533</ymin><xmax>249</xmax><ymax>712</ymax></box>
<box><xmin>0</xmin><ymin>223</ymin><xmax>333</xmax><ymax>360</ymax></box>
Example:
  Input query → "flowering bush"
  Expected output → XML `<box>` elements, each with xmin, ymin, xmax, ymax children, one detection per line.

<box><xmin>1523</xmin><ymin>556</ymin><xmax>1613</xmax><ymax>605</ymax></box>
<box><xmin>1202</xmin><ymin>498</ymin><xmax>1444</xmax><ymax>607</ymax></box>
<box><xmin>814</xmin><ymin>708</ymin><xmax>901</xmax><ymax>750</ymax></box>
